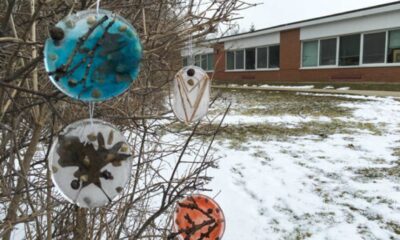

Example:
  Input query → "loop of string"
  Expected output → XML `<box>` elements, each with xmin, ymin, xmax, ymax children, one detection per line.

<box><xmin>89</xmin><ymin>102</ymin><xmax>95</xmax><ymax>127</ymax></box>
<box><xmin>188</xmin><ymin>33</ymin><xmax>193</xmax><ymax>65</ymax></box>
<box><xmin>96</xmin><ymin>0</ymin><xmax>101</xmax><ymax>16</ymax></box>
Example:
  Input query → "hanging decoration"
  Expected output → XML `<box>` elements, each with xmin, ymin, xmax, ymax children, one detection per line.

<box><xmin>172</xmin><ymin>194</ymin><xmax>225</xmax><ymax>240</ymax></box>
<box><xmin>172</xmin><ymin>66</ymin><xmax>211</xmax><ymax>123</ymax></box>
<box><xmin>44</xmin><ymin>9</ymin><xmax>142</xmax><ymax>102</ymax></box>
<box><xmin>49</xmin><ymin>119</ymin><xmax>133</xmax><ymax>208</ymax></box>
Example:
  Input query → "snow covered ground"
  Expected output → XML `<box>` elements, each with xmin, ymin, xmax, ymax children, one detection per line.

<box><xmin>207</xmin><ymin>90</ymin><xmax>400</xmax><ymax>240</ymax></box>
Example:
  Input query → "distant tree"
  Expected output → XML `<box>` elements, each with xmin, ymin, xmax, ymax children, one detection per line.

<box><xmin>249</xmin><ymin>23</ymin><xmax>256</xmax><ymax>32</ymax></box>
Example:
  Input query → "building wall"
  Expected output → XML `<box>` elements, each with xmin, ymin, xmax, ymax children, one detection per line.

<box><xmin>212</xmin><ymin>28</ymin><xmax>400</xmax><ymax>84</ymax></box>
<box><xmin>224</xmin><ymin>32</ymin><xmax>280</xmax><ymax>50</ymax></box>
<box><xmin>300</xmin><ymin>10</ymin><xmax>400</xmax><ymax>40</ymax></box>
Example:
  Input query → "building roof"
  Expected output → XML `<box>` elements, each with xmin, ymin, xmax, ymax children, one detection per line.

<box><xmin>212</xmin><ymin>0</ymin><xmax>400</xmax><ymax>43</ymax></box>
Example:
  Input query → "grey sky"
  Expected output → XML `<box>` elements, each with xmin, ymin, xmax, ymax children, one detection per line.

<box><xmin>235</xmin><ymin>0</ymin><xmax>398</xmax><ymax>32</ymax></box>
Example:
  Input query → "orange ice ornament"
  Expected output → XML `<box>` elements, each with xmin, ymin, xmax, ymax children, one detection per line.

<box><xmin>172</xmin><ymin>194</ymin><xmax>225</xmax><ymax>240</ymax></box>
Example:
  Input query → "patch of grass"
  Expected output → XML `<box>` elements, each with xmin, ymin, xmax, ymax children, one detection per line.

<box><xmin>356</xmin><ymin>162</ymin><xmax>400</xmax><ymax>179</ymax></box>
<box><xmin>387</xmin><ymin>221</ymin><xmax>400</xmax><ymax>235</ymax></box>
<box><xmin>215</xmin><ymin>82</ymin><xmax>400</xmax><ymax>91</ymax></box>
<box><xmin>213</xmin><ymin>89</ymin><xmax>361</xmax><ymax>118</ymax></box>
<box><xmin>392</xmin><ymin>147</ymin><xmax>400</xmax><ymax>158</ymax></box>
<box><xmin>214</xmin><ymin>119</ymin><xmax>382</xmax><ymax>148</ymax></box>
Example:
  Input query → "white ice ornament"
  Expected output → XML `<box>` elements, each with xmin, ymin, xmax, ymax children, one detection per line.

<box><xmin>172</xmin><ymin>66</ymin><xmax>211</xmax><ymax>123</ymax></box>
<box><xmin>49</xmin><ymin>119</ymin><xmax>133</xmax><ymax>208</ymax></box>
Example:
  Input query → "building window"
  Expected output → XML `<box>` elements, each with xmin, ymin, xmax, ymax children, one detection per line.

<box><xmin>227</xmin><ymin>51</ymin><xmax>235</xmax><ymax>70</ymax></box>
<box><xmin>257</xmin><ymin>47</ymin><xmax>268</xmax><ymax>68</ymax></box>
<box><xmin>207</xmin><ymin>54</ymin><xmax>214</xmax><ymax>71</ymax></box>
<box><xmin>194</xmin><ymin>55</ymin><xmax>201</xmax><ymax>67</ymax></box>
<box><xmin>320</xmin><ymin>38</ymin><xmax>337</xmax><ymax>66</ymax></box>
<box><xmin>363</xmin><ymin>32</ymin><xmax>386</xmax><ymax>64</ymax></box>
<box><xmin>245</xmin><ymin>48</ymin><xmax>256</xmax><ymax>70</ymax></box>
<box><xmin>183</xmin><ymin>53</ymin><xmax>214</xmax><ymax>70</ymax></box>
<box><xmin>339</xmin><ymin>34</ymin><xmax>360</xmax><ymax>66</ymax></box>
<box><xmin>388</xmin><ymin>29</ymin><xmax>400</xmax><ymax>63</ymax></box>
<box><xmin>235</xmin><ymin>50</ymin><xmax>244</xmax><ymax>69</ymax></box>
<box><xmin>269</xmin><ymin>45</ymin><xmax>280</xmax><ymax>68</ymax></box>
<box><xmin>302</xmin><ymin>41</ymin><xmax>318</xmax><ymax>67</ymax></box>
<box><xmin>226</xmin><ymin>46</ymin><xmax>279</xmax><ymax>70</ymax></box>
<box><xmin>201</xmin><ymin>55</ymin><xmax>207</xmax><ymax>69</ymax></box>
<box><xmin>183</xmin><ymin>57</ymin><xmax>188</xmax><ymax>66</ymax></box>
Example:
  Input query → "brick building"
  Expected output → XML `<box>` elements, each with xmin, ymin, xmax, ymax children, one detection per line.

<box><xmin>182</xmin><ymin>1</ymin><xmax>400</xmax><ymax>84</ymax></box>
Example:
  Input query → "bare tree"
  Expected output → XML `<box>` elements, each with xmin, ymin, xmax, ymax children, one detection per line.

<box><xmin>0</xmin><ymin>0</ymin><xmax>251</xmax><ymax>239</ymax></box>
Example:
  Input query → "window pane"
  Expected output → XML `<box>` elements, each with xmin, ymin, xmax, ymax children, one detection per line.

<box><xmin>257</xmin><ymin>47</ymin><xmax>268</xmax><ymax>68</ymax></box>
<box><xmin>320</xmin><ymin>38</ymin><xmax>337</xmax><ymax>66</ymax></box>
<box><xmin>388</xmin><ymin>30</ymin><xmax>400</xmax><ymax>63</ymax></box>
<box><xmin>207</xmin><ymin>54</ymin><xmax>214</xmax><ymax>70</ymax></box>
<box><xmin>226</xmin><ymin>51</ymin><xmax>234</xmax><ymax>70</ymax></box>
<box><xmin>201</xmin><ymin>54</ymin><xmax>207</xmax><ymax>69</ymax></box>
<box><xmin>235</xmin><ymin>50</ymin><xmax>244</xmax><ymax>69</ymax></box>
<box><xmin>245</xmin><ymin>48</ymin><xmax>256</xmax><ymax>70</ymax></box>
<box><xmin>339</xmin><ymin>34</ymin><xmax>360</xmax><ymax>66</ymax></box>
<box><xmin>194</xmin><ymin>55</ymin><xmax>201</xmax><ymax>67</ymax></box>
<box><xmin>363</xmin><ymin>32</ymin><xmax>386</xmax><ymax>64</ymax></box>
<box><xmin>269</xmin><ymin>45</ymin><xmax>280</xmax><ymax>68</ymax></box>
<box><xmin>302</xmin><ymin>41</ymin><xmax>318</xmax><ymax>67</ymax></box>
<box><xmin>182</xmin><ymin>57</ymin><xmax>188</xmax><ymax>66</ymax></box>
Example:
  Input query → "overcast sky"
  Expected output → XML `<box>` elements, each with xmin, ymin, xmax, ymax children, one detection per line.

<box><xmin>234</xmin><ymin>0</ymin><xmax>398</xmax><ymax>32</ymax></box>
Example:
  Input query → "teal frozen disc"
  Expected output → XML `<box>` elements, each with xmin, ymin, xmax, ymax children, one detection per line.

<box><xmin>44</xmin><ymin>10</ymin><xmax>142</xmax><ymax>101</ymax></box>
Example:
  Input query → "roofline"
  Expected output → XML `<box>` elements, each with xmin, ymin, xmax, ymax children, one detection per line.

<box><xmin>208</xmin><ymin>0</ymin><xmax>400</xmax><ymax>43</ymax></box>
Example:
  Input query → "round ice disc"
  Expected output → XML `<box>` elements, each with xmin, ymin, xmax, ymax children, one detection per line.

<box><xmin>172</xmin><ymin>66</ymin><xmax>211</xmax><ymax>123</ymax></box>
<box><xmin>44</xmin><ymin>9</ymin><xmax>142</xmax><ymax>102</ymax></box>
<box><xmin>49</xmin><ymin>119</ymin><xmax>133</xmax><ymax>208</ymax></box>
<box><xmin>173</xmin><ymin>194</ymin><xmax>225</xmax><ymax>240</ymax></box>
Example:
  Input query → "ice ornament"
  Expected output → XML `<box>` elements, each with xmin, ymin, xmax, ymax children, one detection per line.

<box><xmin>172</xmin><ymin>66</ymin><xmax>211</xmax><ymax>123</ymax></box>
<box><xmin>172</xmin><ymin>194</ymin><xmax>225</xmax><ymax>240</ymax></box>
<box><xmin>49</xmin><ymin>119</ymin><xmax>133</xmax><ymax>208</ymax></box>
<box><xmin>44</xmin><ymin>9</ymin><xmax>142</xmax><ymax>101</ymax></box>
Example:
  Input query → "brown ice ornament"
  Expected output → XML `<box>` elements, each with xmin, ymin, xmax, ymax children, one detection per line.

<box><xmin>49</xmin><ymin>119</ymin><xmax>133</xmax><ymax>208</ymax></box>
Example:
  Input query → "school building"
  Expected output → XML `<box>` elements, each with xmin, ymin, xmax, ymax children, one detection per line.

<box><xmin>182</xmin><ymin>1</ymin><xmax>400</xmax><ymax>84</ymax></box>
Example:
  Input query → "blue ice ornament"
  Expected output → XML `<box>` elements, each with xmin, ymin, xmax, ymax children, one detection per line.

<box><xmin>44</xmin><ymin>9</ymin><xmax>142</xmax><ymax>101</ymax></box>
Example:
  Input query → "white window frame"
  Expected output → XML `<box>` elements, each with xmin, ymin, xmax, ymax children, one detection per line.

<box><xmin>360</xmin><ymin>30</ymin><xmax>387</xmax><ymax>66</ymax></box>
<box><xmin>301</xmin><ymin>40</ymin><xmax>319</xmax><ymax>68</ymax></box>
<box><xmin>385</xmin><ymin>28</ymin><xmax>400</xmax><ymax>65</ymax></box>
<box><xmin>225</xmin><ymin>45</ymin><xmax>280</xmax><ymax>72</ymax></box>
<box><xmin>245</xmin><ymin>47</ymin><xmax>256</xmax><ymax>70</ymax></box>
<box><xmin>235</xmin><ymin>49</ymin><xmax>245</xmax><ymax>71</ymax></box>
<box><xmin>256</xmin><ymin>46</ymin><xmax>269</xmax><ymax>70</ymax></box>
<box><xmin>301</xmin><ymin>27</ymin><xmax>400</xmax><ymax>70</ymax></box>
<box><xmin>225</xmin><ymin>50</ymin><xmax>236</xmax><ymax>71</ymax></box>
<box><xmin>205</xmin><ymin>53</ymin><xmax>214</xmax><ymax>72</ymax></box>
<box><xmin>267</xmin><ymin>45</ymin><xmax>280</xmax><ymax>70</ymax></box>
<box><xmin>319</xmin><ymin>38</ymin><xmax>338</xmax><ymax>67</ymax></box>
<box><xmin>199</xmin><ymin>53</ymin><xmax>214</xmax><ymax>72</ymax></box>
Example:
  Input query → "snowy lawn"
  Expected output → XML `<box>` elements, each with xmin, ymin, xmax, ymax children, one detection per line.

<box><xmin>207</xmin><ymin>90</ymin><xmax>400</xmax><ymax>240</ymax></box>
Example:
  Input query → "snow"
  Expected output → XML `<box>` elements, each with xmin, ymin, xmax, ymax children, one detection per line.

<box><xmin>206</xmin><ymin>92</ymin><xmax>400</xmax><ymax>239</ymax></box>
<box><xmin>259</xmin><ymin>84</ymin><xmax>315</xmax><ymax>89</ymax></box>
<box><xmin>214</xmin><ymin>114</ymin><xmax>331</xmax><ymax>126</ymax></box>
<box><xmin>337</xmin><ymin>87</ymin><xmax>350</xmax><ymax>90</ymax></box>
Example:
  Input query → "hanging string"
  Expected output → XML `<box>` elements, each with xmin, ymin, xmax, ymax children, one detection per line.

<box><xmin>188</xmin><ymin>33</ymin><xmax>193</xmax><ymax>65</ymax></box>
<box><xmin>89</xmin><ymin>102</ymin><xmax>95</xmax><ymax>127</ymax></box>
<box><xmin>96</xmin><ymin>0</ymin><xmax>101</xmax><ymax>16</ymax></box>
